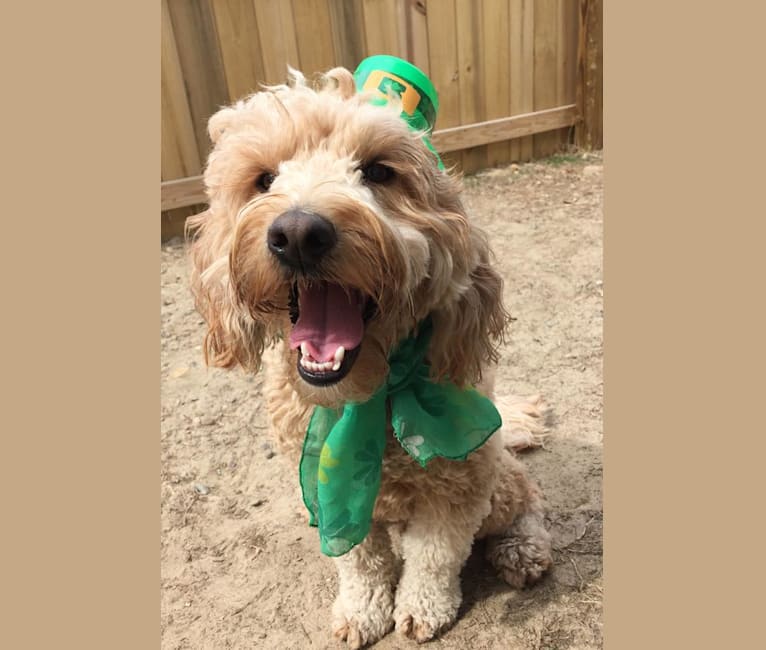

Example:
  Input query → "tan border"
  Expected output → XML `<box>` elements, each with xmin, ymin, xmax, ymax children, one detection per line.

<box><xmin>3</xmin><ymin>2</ymin><xmax>157</xmax><ymax>648</ymax></box>
<box><xmin>6</xmin><ymin>1</ymin><xmax>764</xmax><ymax>648</ymax></box>
<box><xmin>605</xmin><ymin>2</ymin><xmax>764</xmax><ymax>648</ymax></box>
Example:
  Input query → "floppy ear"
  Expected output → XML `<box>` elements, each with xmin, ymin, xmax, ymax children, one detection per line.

<box><xmin>428</xmin><ymin>227</ymin><xmax>510</xmax><ymax>387</ymax></box>
<box><xmin>186</xmin><ymin>210</ymin><xmax>267</xmax><ymax>371</ymax></box>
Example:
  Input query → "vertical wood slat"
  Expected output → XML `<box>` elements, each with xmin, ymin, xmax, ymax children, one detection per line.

<box><xmin>292</xmin><ymin>0</ymin><xmax>336</xmax><ymax>77</ymax></box>
<box><xmin>425</xmin><ymin>0</ymin><xmax>462</xmax><ymax>172</ymax></box>
<box><xmin>210</xmin><ymin>0</ymin><xmax>265</xmax><ymax>102</ymax></box>
<box><xmin>532</xmin><ymin>0</ymin><xmax>560</xmax><ymax>158</ymax></box>
<box><xmin>328</xmin><ymin>0</ymin><xmax>367</xmax><ymax>71</ymax></box>
<box><xmin>166</xmin><ymin>0</ymin><xmax>229</xmax><ymax>160</ymax></box>
<box><xmin>456</xmin><ymin>0</ymin><xmax>487</xmax><ymax>174</ymax></box>
<box><xmin>482</xmin><ymin>0</ymin><xmax>511</xmax><ymax>168</ymax></box>
<box><xmin>253</xmin><ymin>0</ymin><xmax>300</xmax><ymax>85</ymax></box>
<box><xmin>405</xmin><ymin>0</ymin><xmax>430</xmax><ymax>75</ymax></box>
<box><xmin>510</xmin><ymin>0</ymin><xmax>535</xmax><ymax>162</ymax></box>
<box><xmin>161</xmin><ymin>0</ymin><xmax>205</xmax><ymax>239</ymax></box>
<box><xmin>161</xmin><ymin>0</ymin><xmax>201</xmax><ymax>181</ymax></box>
<box><xmin>550</xmin><ymin>0</ymin><xmax>578</xmax><ymax>151</ymax></box>
<box><xmin>362</xmin><ymin>0</ymin><xmax>406</xmax><ymax>58</ymax></box>
<box><xmin>575</xmin><ymin>0</ymin><xmax>602</xmax><ymax>149</ymax></box>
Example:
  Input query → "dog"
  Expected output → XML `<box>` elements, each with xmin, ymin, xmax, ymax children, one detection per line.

<box><xmin>188</xmin><ymin>66</ymin><xmax>552</xmax><ymax>647</ymax></box>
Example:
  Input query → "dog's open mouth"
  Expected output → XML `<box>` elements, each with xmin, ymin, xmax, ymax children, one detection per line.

<box><xmin>287</xmin><ymin>282</ymin><xmax>375</xmax><ymax>386</ymax></box>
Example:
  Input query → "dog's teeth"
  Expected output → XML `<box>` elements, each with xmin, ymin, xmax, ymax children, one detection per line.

<box><xmin>332</xmin><ymin>362</ymin><xmax>340</xmax><ymax>371</ymax></box>
<box><xmin>334</xmin><ymin>346</ymin><xmax>345</xmax><ymax>363</ymax></box>
<box><xmin>300</xmin><ymin>342</ymin><xmax>309</xmax><ymax>357</ymax></box>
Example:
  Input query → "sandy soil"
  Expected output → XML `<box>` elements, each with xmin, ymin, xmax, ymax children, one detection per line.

<box><xmin>161</xmin><ymin>152</ymin><xmax>603</xmax><ymax>649</ymax></box>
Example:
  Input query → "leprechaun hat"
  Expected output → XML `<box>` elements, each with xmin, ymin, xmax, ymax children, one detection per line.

<box><xmin>353</xmin><ymin>55</ymin><xmax>445</xmax><ymax>170</ymax></box>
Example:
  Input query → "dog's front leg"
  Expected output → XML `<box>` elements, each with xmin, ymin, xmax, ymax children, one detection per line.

<box><xmin>393</xmin><ymin>498</ymin><xmax>491</xmax><ymax>643</ymax></box>
<box><xmin>332</xmin><ymin>522</ymin><xmax>398</xmax><ymax>649</ymax></box>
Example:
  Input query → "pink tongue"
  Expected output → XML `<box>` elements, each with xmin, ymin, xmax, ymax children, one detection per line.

<box><xmin>288</xmin><ymin>283</ymin><xmax>365</xmax><ymax>361</ymax></box>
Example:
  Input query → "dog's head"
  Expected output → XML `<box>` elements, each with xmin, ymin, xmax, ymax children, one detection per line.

<box><xmin>188</xmin><ymin>67</ymin><xmax>509</xmax><ymax>406</ymax></box>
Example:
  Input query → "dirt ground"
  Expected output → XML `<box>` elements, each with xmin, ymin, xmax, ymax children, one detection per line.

<box><xmin>161</xmin><ymin>152</ymin><xmax>603</xmax><ymax>649</ymax></box>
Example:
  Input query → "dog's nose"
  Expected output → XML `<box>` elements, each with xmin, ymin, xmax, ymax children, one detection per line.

<box><xmin>267</xmin><ymin>209</ymin><xmax>337</xmax><ymax>269</ymax></box>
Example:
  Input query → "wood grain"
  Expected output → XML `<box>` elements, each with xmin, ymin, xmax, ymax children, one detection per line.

<box><xmin>253</xmin><ymin>0</ymin><xmax>300</xmax><ymax>84</ymax></box>
<box><xmin>210</xmin><ymin>0</ymin><xmax>266</xmax><ymax>101</ymax></box>
<box><xmin>362</xmin><ymin>0</ymin><xmax>405</xmax><ymax>58</ymax></box>
<box><xmin>161</xmin><ymin>0</ymin><xmax>201</xmax><ymax>181</ymax></box>
<box><xmin>166</xmin><ymin>0</ymin><xmax>229</xmax><ymax>159</ymax></box>
<box><xmin>405</xmin><ymin>0</ymin><xmax>430</xmax><ymax>74</ymax></box>
<box><xmin>161</xmin><ymin>175</ymin><xmax>208</xmax><ymax>211</ymax></box>
<box><xmin>432</xmin><ymin>104</ymin><xmax>578</xmax><ymax>153</ymax></box>
<box><xmin>425</xmin><ymin>0</ymin><xmax>462</xmax><ymax>171</ymax></box>
<box><xmin>456</xmin><ymin>0</ymin><xmax>487</xmax><ymax>173</ymax></box>
<box><xmin>328</xmin><ymin>0</ymin><xmax>367</xmax><ymax>71</ymax></box>
<box><xmin>292</xmin><ymin>0</ymin><xmax>336</xmax><ymax>77</ymax></box>
<box><xmin>482</xmin><ymin>0</ymin><xmax>511</xmax><ymax>167</ymax></box>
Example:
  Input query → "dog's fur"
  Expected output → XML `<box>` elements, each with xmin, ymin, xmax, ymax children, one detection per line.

<box><xmin>188</xmin><ymin>67</ymin><xmax>552</xmax><ymax>647</ymax></box>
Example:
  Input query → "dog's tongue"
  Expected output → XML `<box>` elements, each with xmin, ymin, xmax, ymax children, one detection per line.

<box><xmin>289</xmin><ymin>283</ymin><xmax>365</xmax><ymax>361</ymax></box>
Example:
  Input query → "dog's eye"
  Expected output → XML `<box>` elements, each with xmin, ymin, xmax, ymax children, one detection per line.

<box><xmin>255</xmin><ymin>172</ymin><xmax>276</xmax><ymax>192</ymax></box>
<box><xmin>361</xmin><ymin>162</ymin><xmax>394</xmax><ymax>184</ymax></box>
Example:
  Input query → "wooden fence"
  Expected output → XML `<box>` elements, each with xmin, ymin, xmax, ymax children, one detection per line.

<box><xmin>162</xmin><ymin>0</ymin><xmax>602</xmax><ymax>238</ymax></box>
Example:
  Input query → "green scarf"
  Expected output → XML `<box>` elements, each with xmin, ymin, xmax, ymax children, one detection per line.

<box><xmin>299</xmin><ymin>318</ymin><xmax>501</xmax><ymax>557</ymax></box>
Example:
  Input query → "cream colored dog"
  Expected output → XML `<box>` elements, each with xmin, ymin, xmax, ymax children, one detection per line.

<box><xmin>188</xmin><ymin>67</ymin><xmax>552</xmax><ymax>647</ymax></box>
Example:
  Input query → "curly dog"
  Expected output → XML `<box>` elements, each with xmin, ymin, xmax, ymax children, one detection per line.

<box><xmin>188</xmin><ymin>65</ymin><xmax>551</xmax><ymax>647</ymax></box>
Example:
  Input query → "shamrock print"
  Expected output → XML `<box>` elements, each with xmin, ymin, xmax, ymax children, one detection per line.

<box><xmin>353</xmin><ymin>438</ymin><xmax>382</xmax><ymax>486</ymax></box>
<box><xmin>318</xmin><ymin>443</ymin><xmax>340</xmax><ymax>484</ymax></box>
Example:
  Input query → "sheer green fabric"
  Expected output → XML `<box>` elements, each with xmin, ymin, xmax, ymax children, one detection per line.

<box><xmin>299</xmin><ymin>319</ymin><xmax>502</xmax><ymax>556</ymax></box>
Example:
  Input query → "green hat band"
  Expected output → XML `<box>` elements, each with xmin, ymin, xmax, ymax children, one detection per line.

<box><xmin>353</xmin><ymin>55</ymin><xmax>444</xmax><ymax>170</ymax></box>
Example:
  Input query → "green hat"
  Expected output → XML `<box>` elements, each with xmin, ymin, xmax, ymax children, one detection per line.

<box><xmin>353</xmin><ymin>55</ymin><xmax>445</xmax><ymax>170</ymax></box>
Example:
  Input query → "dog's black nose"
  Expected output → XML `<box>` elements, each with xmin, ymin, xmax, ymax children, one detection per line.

<box><xmin>267</xmin><ymin>209</ymin><xmax>337</xmax><ymax>269</ymax></box>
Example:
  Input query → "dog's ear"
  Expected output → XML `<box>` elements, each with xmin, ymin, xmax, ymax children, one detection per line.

<box><xmin>207</xmin><ymin>104</ymin><xmax>243</xmax><ymax>145</ymax></box>
<box><xmin>186</xmin><ymin>210</ymin><xmax>267</xmax><ymax>371</ymax></box>
<box><xmin>321</xmin><ymin>67</ymin><xmax>356</xmax><ymax>99</ymax></box>
<box><xmin>429</xmin><ymin>228</ymin><xmax>510</xmax><ymax>387</ymax></box>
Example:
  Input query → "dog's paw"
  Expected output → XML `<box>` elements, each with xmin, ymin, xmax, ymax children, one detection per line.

<box><xmin>393</xmin><ymin>600</ymin><xmax>457</xmax><ymax>644</ymax></box>
<box><xmin>332</xmin><ymin>589</ymin><xmax>394</xmax><ymax>649</ymax></box>
<box><xmin>486</xmin><ymin>517</ymin><xmax>552</xmax><ymax>589</ymax></box>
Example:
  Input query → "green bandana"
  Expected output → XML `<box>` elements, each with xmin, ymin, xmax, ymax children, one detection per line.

<box><xmin>299</xmin><ymin>318</ymin><xmax>502</xmax><ymax>556</ymax></box>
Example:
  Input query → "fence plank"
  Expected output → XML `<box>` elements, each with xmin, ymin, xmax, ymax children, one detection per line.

<box><xmin>426</xmin><ymin>0</ymin><xmax>461</xmax><ymax>171</ymax></box>
<box><xmin>210</xmin><ymin>0</ymin><xmax>266</xmax><ymax>102</ymax></box>
<box><xmin>328</xmin><ymin>0</ymin><xmax>367</xmax><ymax>71</ymax></box>
<box><xmin>532</xmin><ymin>0</ymin><xmax>560</xmax><ymax>158</ymax></box>
<box><xmin>432</xmin><ymin>105</ymin><xmax>577</xmax><ymax>152</ymax></box>
<box><xmin>292</xmin><ymin>0</ymin><xmax>336</xmax><ymax>77</ymax></box>
<box><xmin>510</xmin><ymin>0</ymin><xmax>535</xmax><ymax>161</ymax></box>
<box><xmin>456</xmin><ymin>0</ymin><xmax>487</xmax><ymax>174</ymax></box>
<box><xmin>575</xmin><ymin>0</ymin><xmax>602</xmax><ymax>149</ymax></box>
<box><xmin>564</xmin><ymin>0</ymin><xmax>579</xmax><ymax>104</ymax></box>
<box><xmin>363</xmin><ymin>0</ymin><xmax>405</xmax><ymax>58</ymax></box>
<box><xmin>551</xmin><ymin>0</ymin><xmax>576</xmax><ymax>149</ymax></box>
<box><xmin>166</xmin><ymin>0</ymin><xmax>229</xmax><ymax>160</ymax></box>
<box><xmin>253</xmin><ymin>0</ymin><xmax>300</xmax><ymax>84</ymax></box>
<box><xmin>161</xmin><ymin>176</ymin><xmax>208</xmax><ymax>211</ymax></box>
<box><xmin>405</xmin><ymin>0</ymin><xmax>430</xmax><ymax>74</ymax></box>
<box><xmin>161</xmin><ymin>0</ymin><xmax>202</xmax><ymax>181</ymax></box>
<box><xmin>482</xmin><ymin>0</ymin><xmax>511</xmax><ymax>167</ymax></box>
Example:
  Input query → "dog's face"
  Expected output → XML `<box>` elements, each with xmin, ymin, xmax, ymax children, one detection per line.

<box><xmin>189</xmin><ymin>68</ymin><xmax>507</xmax><ymax>407</ymax></box>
